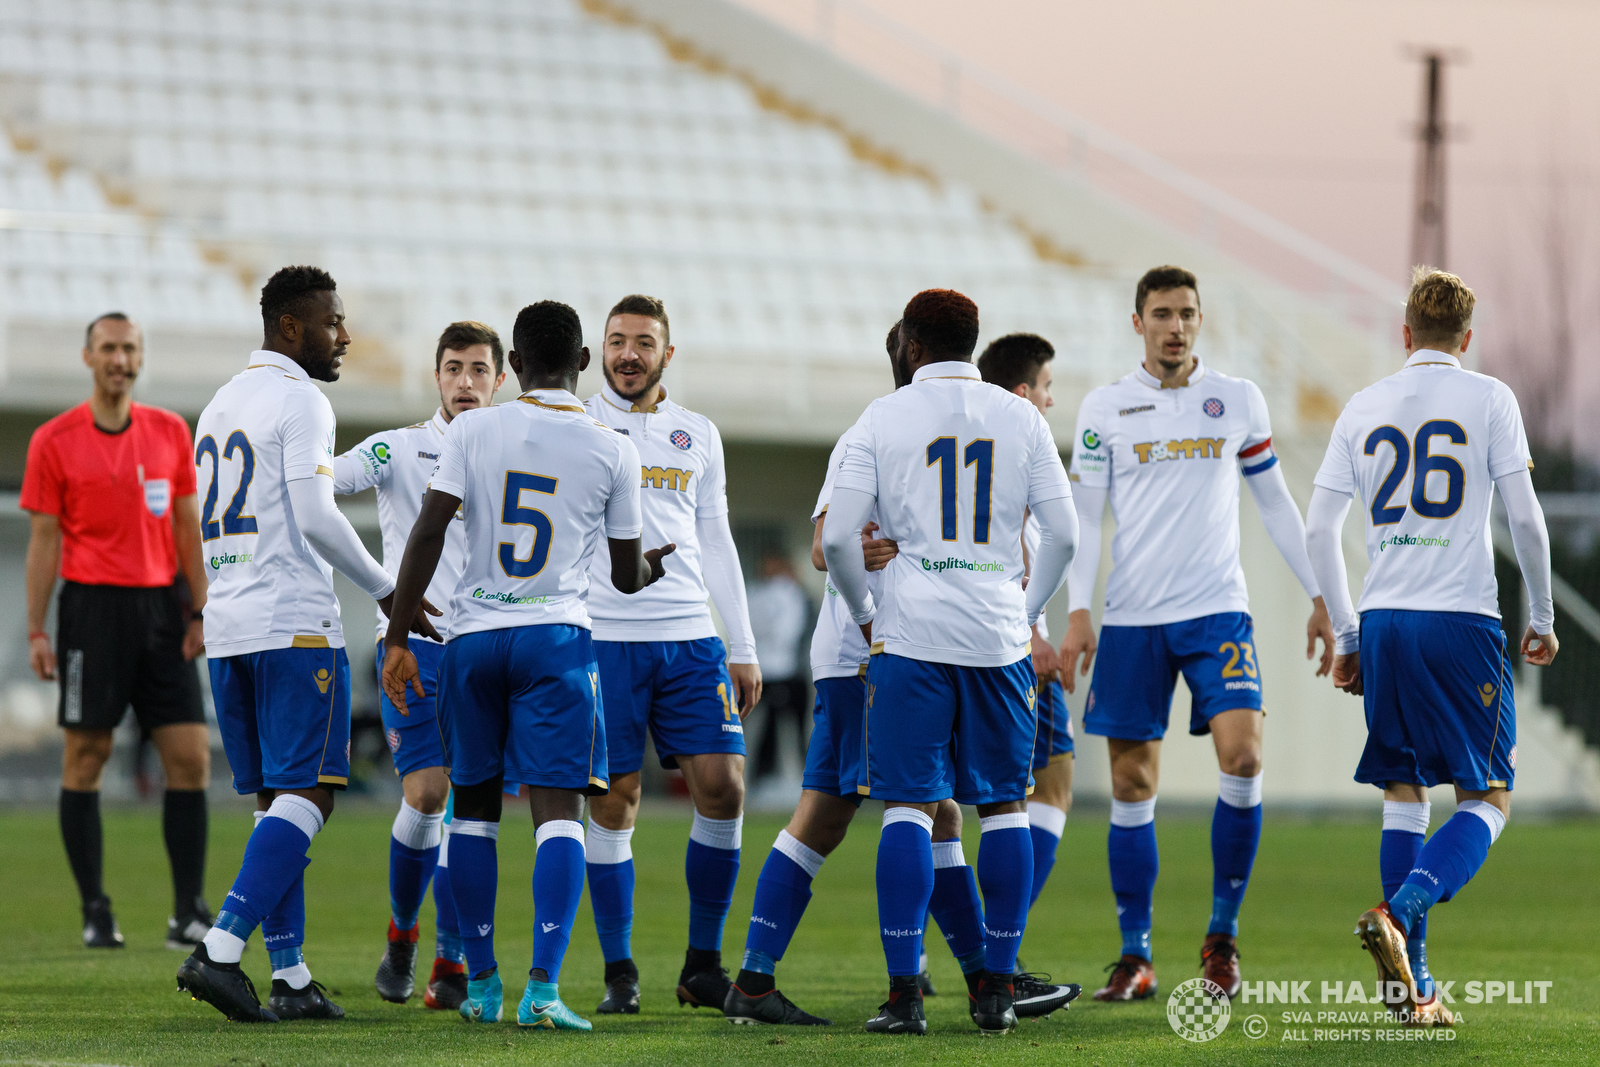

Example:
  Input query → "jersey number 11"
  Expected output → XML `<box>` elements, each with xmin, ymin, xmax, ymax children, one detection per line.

<box><xmin>927</xmin><ymin>437</ymin><xmax>994</xmax><ymax>544</ymax></box>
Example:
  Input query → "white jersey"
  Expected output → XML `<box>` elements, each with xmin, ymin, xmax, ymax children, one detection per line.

<box><xmin>1023</xmin><ymin>512</ymin><xmax>1049</xmax><ymax>642</ymax></box>
<box><xmin>195</xmin><ymin>350</ymin><xmax>344</xmax><ymax>657</ymax></box>
<box><xmin>334</xmin><ymin>410</ymin><xmax>464</xmax><ymax>644</ymax></box>
<box><xmin>1313</xmin><ymin>349</ymin><xmax>1533</xmax><ymax>619</ymax></box>
<box><xmin>834</xmin><ymin>360</ymin><xmax>1072</xmax><ymax>668</ymax></box>
<box><xmin>1070</xmin><ymin>360</ymin><xmax>1276</xmax><ymax>627</ymax></box>
<box><xmin>810</xmin><ymin>423</ymin><xmax>878</xmax><ymax>680</ymax></box>
<box><xmin>427</xmin><ymin>389</ymin><xmax>642</xmax><ymax>638</ymax></box>
<box><xmin>581</xmin><ymin>383</ymin><xmax>739</xmax><ymax>648</ymax></box>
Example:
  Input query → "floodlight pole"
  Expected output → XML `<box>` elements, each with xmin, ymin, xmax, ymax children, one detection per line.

<box><xmin>1410</xmin><ymin>52</ymin><xmax>1449</xmax><ymax>271</ymax></box>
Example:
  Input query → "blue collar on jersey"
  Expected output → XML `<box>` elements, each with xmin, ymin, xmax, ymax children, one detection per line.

<box><xmin>911</xmin><ymin>360</ymin><xmax>981</xmax><ymax>383</ymax></box>
<box><xmin>244</xmin><ymin>349</ymin><xmax>306</xmax><ymax>380</ymax></box>
<box><xmin>1133</xmin><ymin>356</ymin><xmax>1207</xmax><ymax>390</ymax></box>
<box><xmin>1405</xmin><ymin>349</ymin><xmax>1462</xmax><ymax>369</ymax></box>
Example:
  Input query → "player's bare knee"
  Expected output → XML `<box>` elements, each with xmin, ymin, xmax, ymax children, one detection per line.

<box><xmin>1221</xmin><ymin>748</ymin><xmax>1262</xmax><ymax>779</ymax></box>
<box><xmin>931</xmin><ymin>798</ymin><xmax>963</xmax><ymax>839</ymax></box>
<box><xmin>452</xmin><ymin>779</ymin><xmax>504</xmax><ymax>823</ymax></box>
<box><xmin>528</xmin><ymin>787</ymin><xmax>584</xmax><ymax>827</ymax></box>
<box><xmin>402</xmin><ymin>769</ymin><xmax>450</xmax><ymax>813</ymax></box>
<box><xmin>694</xmin><ymin>777</ymin><xmax>744</xmax><ymax>820</ymax></box>
<box><xmin>61</xmin><ymin>730</ymin><xmax>113</xmax><ymax>790</ymax></box>
<box><xmin>975</xmin><ymin>799</ymin><xmax>1025</xmax><ymax>818</ymax></box>
<box><xmin>787</xmin><ymin>791</ymin><xmax>856</xmax><ymax>854</ymax></box>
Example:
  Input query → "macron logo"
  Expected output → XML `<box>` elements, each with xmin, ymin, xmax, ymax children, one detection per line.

<box><xmin>477</xmin><ymin>923</ymin><xmax>492</xmax><ymax>936</ymax></box>
<box><xmin>540</xmin><ymin>922</ymin><xmax>560</xmax><ymax>934</ymax></box>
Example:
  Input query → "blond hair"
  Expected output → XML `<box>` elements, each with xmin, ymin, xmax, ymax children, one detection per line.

<box><xmin>1406</xmin><ymin>267</ymin><xmax>1475</xmax><ymax>349</ymax></box>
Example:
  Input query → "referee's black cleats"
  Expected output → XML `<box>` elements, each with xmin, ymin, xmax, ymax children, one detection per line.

<box><xmin>864</xmin><ymin>977</ymin><xmax>926</xmax><ymax>1035</ymax></box>
<box><xmin>176</xmin><ymin>944</ymin><xmax>278</xmax><ymax>1022</ymax></box>
<box><xmin>82</xmin><ymin>896</ymin><xmax>124</xmax><ymax>949</ymax></box>
<box><xmin>723</xmin><ymin>983</ymin><xmax>831</xmax><ymax>1026</ymax></box>
<box><xmin>971</xmin><ymin>971</ymin><xmax>1018</xmax><ymax>1036</ymax></box>
<box><xmin>597</xmin><ymin>974</ymin><xmax>641</xmax><ymax>1014</ymax></box>
<box><xmin>375</xmin><ymin>920</ymin><xmax>419</xmax><ymax>1003</ymax></box>
<box><xmin>268</xmin><ymin>978</ymin><xmax>345</xmax><ymax>1020</ymax></box>
<box><xmin>166</xmin><ymin>897</ymin><xmax>213</xmax><ymax>951</ymax></box>
<box><xmin>1012</xmin><ymin>973</ymin><xmax>1083</xmax><ymax>1018</ymax></box>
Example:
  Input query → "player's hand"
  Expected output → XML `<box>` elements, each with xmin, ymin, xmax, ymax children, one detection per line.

<box><xmin>1058</xmin><ymin>609</ymin><xmax>1097</xmax><ymax>695</ymax></box>
<box><xmin>182</xmin><ymin>616</ymin><xmax>205</xmax><ymax>661</ymax></box>
<box><xmin>377</xmin><ymin>593</ymin><xmax>444</xmax><ymax>642</ymax></box>
<box><xmin>28</xmin><ymin>633</ymin><xmax>56</xmax><ymax>681</ymax></box>
<box><xmin>858</xmin><ymin>621</ymin><xmax>873</xmax><ymax>645</ymax></box>
<box><xmin>1031</xmin><ymin>629</ymin><xmax>1060</xmax><ymax>682</ymax></box>
<box><xmin>1307</xmin><ymin>596</ymin><xmax>1335</xmax><ymax>677</ymax></box>
<box><xmin>861</xmin><ymin>523</ymin><xmax>899</xmax><ymax>572</ymax></box>
<box><xmin>728</xmin><ymin>660</ymin><xmax>762</xmax><ymax>720</ymax></box>
<box><xmin>1522</xmin><ymin>626</ymin><xmax>1558</xmax><ymax>666</ymax></box>
<box><xmin>1332</xmin><ymin>650</ymin><xmax>1362</xmax><ymax>695</ymax></box>
<box><xmin>644</xmin><ymin>543</ymin><xmax>677</xmax><ymax>586</ymax></box>
<box><xmin>381</xmin><ymin>642</ymin><xmax>424</xmax><ymax>712</ymax></box>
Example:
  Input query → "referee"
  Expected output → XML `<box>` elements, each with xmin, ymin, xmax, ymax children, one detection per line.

<box><xmin>21</xmin><ymin>312</ymin><xmax>213</xmax><ymax>950</ymax></box>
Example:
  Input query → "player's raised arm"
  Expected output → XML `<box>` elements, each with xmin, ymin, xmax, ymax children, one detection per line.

<box><xmin>1303</xmin><ymin>485</ymin><xmax>1360</xmax><ymax>693</ymax></box>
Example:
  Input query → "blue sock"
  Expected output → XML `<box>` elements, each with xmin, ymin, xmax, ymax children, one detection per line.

<box><xmin>1208</xmin><ymin>792</ymin><xmax>1262</xmax><ymax>937</ymax></box>
<box><xmin>448</xmin><ymin>820</ymin><xmax>500</xmax><ymax>977</ymax></box>
<box><xmin>389</xmin><ymin>801</ymin><xmax>443</xmax><ymax>932</ymax></box>
<box><xmin>262</xmin><ymin>868</ymin><xmax>305</xmax><ymax>973</ymax></box>
<box><xmin>1108</xmin><ymin>801</ymin><xmax>1158</xmax><ymax>961</ymax></box>
<box><xmin>928</xmin><ymin>839</ymin><xmax>986</xmax><ymax>974</ymax></box>
<box><xmin>877</xmin><ymin>810</ymin><xmax>934</xmax><ymax>977</ymax></box>
<box><xmin>742</xmin><ymin>833</ymin><xmax>820</xmax><ymax>974</ymax></box>
<box><xmin>212</xmin><ymin>797</ymin><xmax>320</xmax><ymax>946</ymax></box>
<box><xmin>1028</xmin><ymin>825</ymin><xmax>1061</xmax><ymax>909</ymax></box>
<box><xmin>977</xmin><ymin>815</ymin><xmax>1033</xmax><ymax>975</ymax></box>
<box><xmin>433</xmin><ymin>835</ymin><xmax>464</xmax><ymax>964</ymax></box>
<box><xmin>585</xmin><ymin>819</ymin><xmax>636</xmax><ymax>963</ymax></box>
<box><xmin>1389</xmin><ymin>806</ymin><xmax>1499</xmax><ymax>937</ymax></box>
<box><xmin>684</xmin><ymin>815</ymin><xmax>742</xmax><ymax>951</ymax></box>
<box><xmin>1380</xmin><ymin>808</ymin><xmax>1430</xmax><ymax>998</ymax></box>
<box><xmin>530</xmin><ymin>824</ymin><xmax>585</xmax><ymax>982</ymax></box>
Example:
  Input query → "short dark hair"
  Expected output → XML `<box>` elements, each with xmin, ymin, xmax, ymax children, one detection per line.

<box><xmin>900</xmin><ymin>289</ymin><xmax>980</xmax><ymax>359</ymax></box>
<box><xmin>435</xmin><ymin>320</ymin><xmax>504</xmax><ymax>374</ymax></box>
<box><xmin>978</xmin><ymin>333</ymin><xmax>1055</xmax><ymax>392</ymax></box>
<box><xmin>260</xmin><ymin>265</ymin><xmax>337</xmax><ymax>331</ymax></box>
<box><xmin>84</xmin><ymin>311</ymin><xmax>135</xmax><ymax>348</ymax></box>
<box><xmin>885</xmin><ymin>320</ymin><xmax>900</xmax><ymax>357</ymax></box>
<box><xmin>606</xmin><ymin>294</ymin><xmax>670</xmax><ymax>347</ymax></box>
<box><xmin>512</xmin><ymin>301</ymin><xmax>584</xmax><ymax>378</ymax></box>
<box><xmin>1135</xmin><ymin>265</ymin><xmax>1199</xmax><ymax>316</ymax></box>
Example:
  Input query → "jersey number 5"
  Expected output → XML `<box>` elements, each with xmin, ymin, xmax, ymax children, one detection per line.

<box><xmin>1363</xmin><ymin>420</ymin><xmax>1466</xmax><ymax>526</ymax></box>
<box><xmin>927</xmin><ymin>437</ymin><xmax>994</xmax><ymax>543</ymax></box>
<box><xmin>500</xmin><ymin>471</ymin><xmax>558</xmax><ymax>578</ymax></box>
<box><xmin>195</xmin><ymin>431</ymin><xmax>258</xmax><ymax>541</ymax></box>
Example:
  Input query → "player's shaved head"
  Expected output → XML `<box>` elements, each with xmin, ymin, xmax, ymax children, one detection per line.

<box><xmin>512</xmin><ymin>301</ymin><xmax>585</xmax><ymax>383</ymax></box>
<box><xmin>900</xmin><ymin>289</ymin><xmax>980</xmax><ymax>361</ymax></box>
<box><xmin>1406</xmin><ymin>267</ymin><xmax>1475</xmax><ymax>349</ymax></box>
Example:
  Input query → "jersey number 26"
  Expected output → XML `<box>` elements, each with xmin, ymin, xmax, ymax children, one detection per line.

<box><xmin>1363</xmin><ymin>420</ymin><xmax>1465</xmax><ymax>526</ymax></box>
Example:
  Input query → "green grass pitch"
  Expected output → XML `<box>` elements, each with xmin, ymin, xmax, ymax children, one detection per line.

<box><xmin>1</xmin><ymin>805</ymin><xmax>1596</xmax><ymax>1065</ymax></box>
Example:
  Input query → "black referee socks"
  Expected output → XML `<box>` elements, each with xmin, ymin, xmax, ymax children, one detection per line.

<box><xmin>163</xmin><ymin>788</ymin><xmax>208</xmax><ymax>919</ymax></box>
<box><xmin>59</xmin><ymin>788</ymin><xmax>104</xmax><ymax>906</ymax></box>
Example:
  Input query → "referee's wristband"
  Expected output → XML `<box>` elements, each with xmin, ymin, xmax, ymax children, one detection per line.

<box><xmin>28</xmin><ymin>631</ymin><xmax>48</xmax><ymax>642</ymax></box>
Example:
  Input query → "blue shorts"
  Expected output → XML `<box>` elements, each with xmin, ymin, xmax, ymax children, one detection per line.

<box><xmin>1356</xmin><ymin>609</ymin><xmax>1515</xmax><ymax>792</ymax></box>
<box><xmin>211</xmin><ymin>646</ymin><xmax>351</xmax><ymax>794</ymax></box>
<box><xmin>438</xmin><ymin>624</ymin><xmax>608</xmax><ymax>795</ymax></box>
<box><xmin>1084</xmin><ymin>612</ymin><xmax>1264</xmax><ymax>741</ymax></box>
<box><xmin>595</xmin><ymin>637</ymin><xmax>744</xmax><ymax>775</ymax></box>
<box><xmin>802</xmin><ymin>673</ymin><xmax>867</xmax><ymax>801</ymax></box>
<box><xmin>1032</xmin><ymin>678</ymin><xmax>1075</xmax><ymax>771</ymax></box>
<box><xmin>376</xmin><ymin>639</ymin><xmax>446</xmax><ymax>779</ymax></box>
<box><xmin>862</xmin><ymin>652</ymin><xmax>1037</xmax><ymax>805</ymax></box>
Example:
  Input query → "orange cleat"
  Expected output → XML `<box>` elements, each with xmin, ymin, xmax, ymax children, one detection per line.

<box><xmin>1200</xmin><ymin>933</ymin><xmax>1242</xmax><ymax>999</ymax></box>
<box><xmin>1092</xmin><ymin>955</ymin><xmax>1157</xmax><ymax>1001</ymax></box>
<box><xmin>1408</xmin><ymin>992</ymin><xmax>1455</xmax><ymax>1028</ymax></box>
<box><xmin>1355</xmin><ymin>902</ymin><xmax>1418</xmax><ymax>1020</ymax></box>
<box><xmin>423</xmin><ymin>957</ymin><xmax>468</xmax><ymax>1011</ymax></box>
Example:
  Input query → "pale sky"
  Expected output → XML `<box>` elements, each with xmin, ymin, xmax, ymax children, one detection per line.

<box><xmin>731</xmin><ymin>0</ymin><xmax>1600</xmax><ymax>447</ymax></box>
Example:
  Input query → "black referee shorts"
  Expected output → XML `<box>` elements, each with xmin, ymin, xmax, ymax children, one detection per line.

<box><xmin>57</xmin><ymin>581</ymin><xmax>205</xmax><ymax>732</ymax></box>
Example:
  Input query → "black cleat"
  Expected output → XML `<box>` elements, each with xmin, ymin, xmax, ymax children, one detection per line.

<box><xmin>676</xmin><ymin>954</ymin><xmax>731</xmax><ymax>1011</ymax></box>
<box><xmin>597</xmin><ymin>974</ymin><xmax>641</xmax><ymax>1015</ymax></box>
<box><xmin>724</xmin><ymin>983</ymin><xmax>831</xmax><ymax>1025</ymax></box>
<box><xmin>1012</xmin><ymin>973</ymin><xmax>1082</xmax><ymax>1018</ymax></box>
<box><xmin>423</xmin><ymin>959</ymin><xmax>468</xmax><ymax>1011</ymax></box>
<box><xmin>83</xmin><ymin>896</ymin><xmax>124</xmax><ymax>949</ymax></box>
<box><xmin>864</xmin><ymin>977</ymin><xmax>926</xmax><ymax>1035</ymax></box>
<box><xmin>916</xmin><ymin>969</ymin><xmax>938</xmax><ymax>996</ymax></box>
<box><xmin>166</xmin><ymin>897</ymin><xmax>214</xmax><ymax>951</ymax></box>
<box><xmin>267</xmin><ymin>978</ymin><xmax>345</xmax><ymax>1020</ymax></box>
<box><xmin>176</xmin><ymin>944</ymin><xmax>277</xmax><ymax>1022</ymax></box>
<box><xmin>375</xmin><ymin>920</ymin><xmax>419</xmax><ymax>1003</ymax></box>
<box><xmin>971</xmin><ymin>971</ymin><xmax>1018</xmax><ymax>1035</ymax></box>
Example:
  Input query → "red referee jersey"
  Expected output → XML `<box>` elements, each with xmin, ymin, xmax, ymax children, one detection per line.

<box><xmin>20</xmin><ymin>402</ymin><xmax>198</xmax><ymax>587</ymax></box>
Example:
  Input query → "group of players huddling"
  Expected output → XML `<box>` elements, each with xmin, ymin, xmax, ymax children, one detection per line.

<box><xmin>171</xmin><ymin>261</ymin><xmax>1554</xmax><ymax>1035</ymax></box>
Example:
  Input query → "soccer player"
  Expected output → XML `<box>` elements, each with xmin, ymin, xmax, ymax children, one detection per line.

<box><xmin>823</xmin><ymin>289</ymin><xmax>1078</xmax><ymax>1035</ymax></box>
<box><xmin>176</xmin><ymin>266</ymin><xmax>439</xmax><ymax>1023</ymax></box>
<box><xmin>976</xmin><ymin>333</ymin><xmax>1076</xmax><ymax>927</ymax></box>
<box><xmin>1059</xmin><ymin>265</ymin><xmax>1333</xmax><ymax>1002</ymax></box>
<box><xmin>1304</xmin><ymin>268</ymin><xmax>1555</xmax><ymax>1028</ymax></box>
<box><xmin>380</xmin><ymin>300</ymin><xmax>671</xmax><ymax>1031</ymax></box>
<box><xmin>22</xmin><ymin>312</ymin><xmax>212</xmax><ymax>950</ymax></box>
<box><xmin>334</xmin><ymin>321</ymin><xmax>506</xmax><ymax>1008</ymax></box>
<box><xmin>581</xmin><ymin>295</ymin><xmax>762</xmax><ymax>1014</ymax></box>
